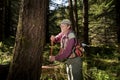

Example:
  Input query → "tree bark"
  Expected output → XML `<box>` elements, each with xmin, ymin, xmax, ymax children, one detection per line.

<box><xmin>69</xmin><ymin>0</ymin><xmax>75</xmax><ymax>30</ymax></box>
<box><xmin>73</xmin><ymin>0</ymin><xmax>79</xmax><ymax>38</ymax></box>
<box><xmin>69</xmin><ymin>0</ymin><xmax>79</xmax><ymax>38</ymax></box>
<box><xmin>4</xmin><ymin>0</ymin><xmax>11</xmax><ymax>39</ymax></box>
<box><xmin>83</xmin><ymin>0</ymin><xmax>89</xmax><ymax>44</ymax></box>
<box><xmin>116</xmin><ymin>0</ymin><xmax>120</xmax><ymax>44</ymax></box>
<box><xmin>46</xmin><ymin>1</ymin><xmax>50</xmax><ymax>43</ymax></box>
<box><xmin>0</xmin><ymin>0</ymin><xmax>5</xmax><ymax>41</ymax></box>
<box><xmin>7</xmin><ymin>0</ymin><xmax>47</xmax><ymax>80</ymax></box>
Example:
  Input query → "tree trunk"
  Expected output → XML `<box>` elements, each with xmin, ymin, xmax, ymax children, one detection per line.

<box><xmin>0</xmin><ymin>0</ymin><xmax>5</xmax><ymax>41</ymax></box>
<box><xmin>4</xmin><ymin>0</ymin><xmax>11</xmax><ymax>39</ymax></box>
<box><xmin>7</xmin><ymin>0</ymin><xmax>47</xmax><ymax>80</ymax></box>
<box><xmin>69</xmin><ymin>0</ymin><xmax>75</xmax><ymax>30</ymax></box>
<box><xmin>0</xmin><ymin>64</ymin><xmax>9</xmax><ymax>80</ymax></box>
<box><xmin>83</xmin><ymin>0</ymin><xmax>89</xmax><ymax>44</ymax></box>
<box><xmin>46</xmin><ymin>1</ymin><xmax>50</xmax><ymax>43</ymax></box>
<box><xmin>69</xmin><ymin>0</ymin><xmax>79</xmax><ymax>37</ymax></box>
<box><xmin>73</xmin><ymin>0</ymin><xmax>79</xmax><ymax>38</ymax></box>
<box><xmin>116</xmin><ymin>0</ymin><xmax>120</xmax><ymax>44</ymax></box>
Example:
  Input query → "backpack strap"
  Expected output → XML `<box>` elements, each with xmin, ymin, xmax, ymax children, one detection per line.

<box><xmin>50</xmin><ymin>41</ymin><xmax>54</xmax><ymax>56</ymax></box>
<box><xmin>67</xmin><ymin>31</ymin><xmax>84</xmax><ymax>58</ymax></box>
<box><xmin>66</xmin><ymin>31</ymin><xmax>78</xmax><ymax>58</ymax></box>
<box><xmin>67</xmin><ymin>31</ymin><xmax>76</xmax><ymax>39</ymax></box>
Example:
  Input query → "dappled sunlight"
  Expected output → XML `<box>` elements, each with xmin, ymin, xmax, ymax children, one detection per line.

<box><xmin>0</xmin><ymin>41</ymin><xmax>120</xmax><ymax>79</ymax></box>
<box><xmin>41</xmin><ymin>44</ymin><xmax>120</xmax><ymax>80</ymax></box>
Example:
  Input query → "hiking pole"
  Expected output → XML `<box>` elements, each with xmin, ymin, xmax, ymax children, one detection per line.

<box><xmin>42</xmin><ymin>41</ymin><xmax>58</xmax><ymax>69</ymax></box>
<box><xmin>49</xmin><ymin>40</ymin><xmax>54</xmax><ymax>64</ymax></box>
<box><xmin>50</xmin><ymin>40</ymin><xmax>54</xmax><ymax>56</ymax></box>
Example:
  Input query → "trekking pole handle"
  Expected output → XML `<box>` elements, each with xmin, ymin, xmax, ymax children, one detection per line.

<box><xmin>50</xmin><ymin>41</ymin><xmax>54</xmax><ymax>56</ymax></box>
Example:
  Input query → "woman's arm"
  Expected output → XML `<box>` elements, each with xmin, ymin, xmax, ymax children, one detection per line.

<box><xmin>55</xmin><ymin>38</ymin><xmax>76</xmax><ymax>61</ymax></box>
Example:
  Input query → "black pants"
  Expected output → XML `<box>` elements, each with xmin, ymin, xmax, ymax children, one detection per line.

<box><xmin>65</xmin><ymin>57</ymin><xmax>83</xmax><ymax>80</ymax></box>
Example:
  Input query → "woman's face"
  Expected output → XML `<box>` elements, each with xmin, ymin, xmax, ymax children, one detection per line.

<box><xmin>60</xmin><ymin>24</ymin><xmax>70</xmax><ymax>34</ymax></box>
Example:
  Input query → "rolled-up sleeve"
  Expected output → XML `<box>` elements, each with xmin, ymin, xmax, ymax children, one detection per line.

<box><xmin>54</xmin><ymin>32</ymin><xmax>63</xmax><ymax>43</ymax></box>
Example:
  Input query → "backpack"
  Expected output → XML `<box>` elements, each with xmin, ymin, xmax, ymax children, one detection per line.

<box><xmin>67</xmin><ymin>31</ymin><xmax>85</xmax><ymax>57</ymax></box>
<box><xmin>74</xmin><ymin>41</ymin><xmax>84</xmax><ymax>57</ymax></box>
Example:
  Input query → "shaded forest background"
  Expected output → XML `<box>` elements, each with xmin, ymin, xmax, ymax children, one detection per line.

<box><xmin>0</xmin><ymin>0</ymin><xmax>120</xmax><ymax>80</ymax></box>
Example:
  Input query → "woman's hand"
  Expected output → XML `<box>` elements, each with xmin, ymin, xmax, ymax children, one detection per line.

<box><xmin>50</xmin><ymin>35</ymin><xmax>55</xmax><ymax>42</ymax></box>
<box><xmin>49</xmin><ymin>56</ymin><xmax>55</xmax><ymax>62</ymax></box>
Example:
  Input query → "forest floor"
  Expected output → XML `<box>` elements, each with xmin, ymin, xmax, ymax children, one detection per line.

<box><xmin>0</xmin><ymin>42</ymin><xmax>120</xmax><ymax>80</ymax></box>
<box><xmin>41</xmin><ymin>45</ymin><xmax>120</xmax><ymax>80</ymax></box>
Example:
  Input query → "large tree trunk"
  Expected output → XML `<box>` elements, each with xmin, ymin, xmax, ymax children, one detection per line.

<box><xmin>83</xmin><ymin>0</ymin><xmax>89</xmax><ymax>44</ymax></box>
<box><xmin>7</xmin><ymin>0</ymin><xmax>47</xmax><ymax>80</ymax></box>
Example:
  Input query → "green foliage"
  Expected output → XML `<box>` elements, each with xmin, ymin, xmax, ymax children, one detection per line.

<box><xmin>0</xmin><ymin>0</ymin><xmax>119</xmax><ymax>80</ymax></box>
<box><xmin>88</xmin><ymin>67</ymin><xmax>116</xmax><ymax>80</ymax></box>
<box><xmin>0</xmin><ymin>37</ymin><xmax>14</xmax><ymax>64</ymax></box>
<box><xmin>89</xmin><ymin>0</ymin><xmax>114</xmax><ymax>17</ymax></box>
<box><xmin>88</xmin><ymin>0</ymin><xmax>116</xmax><ymax>47</ymax></box>
<box><xmin>83</xmin><ymin>45</ymin><xmax>120</xmax><ymax>80</ymax></box>
<box><xmin>11</xmin><ymin>0</ymin><xmax>21</xmax><ymax>35</ymax></box>
<box><xmin>49</xmin><ymin>0</ymin><xmax>70</xmax><ymax>36</ymax></box>
<box><xmin>42</xmin><ymin>43</ymin><xmax>60</xmax><ymax>65</ymax></box>
<box><xmin>0</xmin><ymin>38</ymin><xmax>119</xmax><ymax>80</ymax></box>
<box><xmin>41</xmin><ymin>43</ymin><xmax>120</xmax><ymax>80</ymax></box>
<box><xmin>84</xmin><ymin>59</ymin><xmax>120</xmax><ymax>80</ymax></box>
<box><xmin>49</xmin><ymin>0</ymin><xmax>117</xmax><ymax>47</ymax></box>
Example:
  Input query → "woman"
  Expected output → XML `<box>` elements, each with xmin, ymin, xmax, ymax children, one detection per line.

<box><xmin>49</xmin><ymin>19</ymin><xmax>83</xmax><ymax>80</ymax></box>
